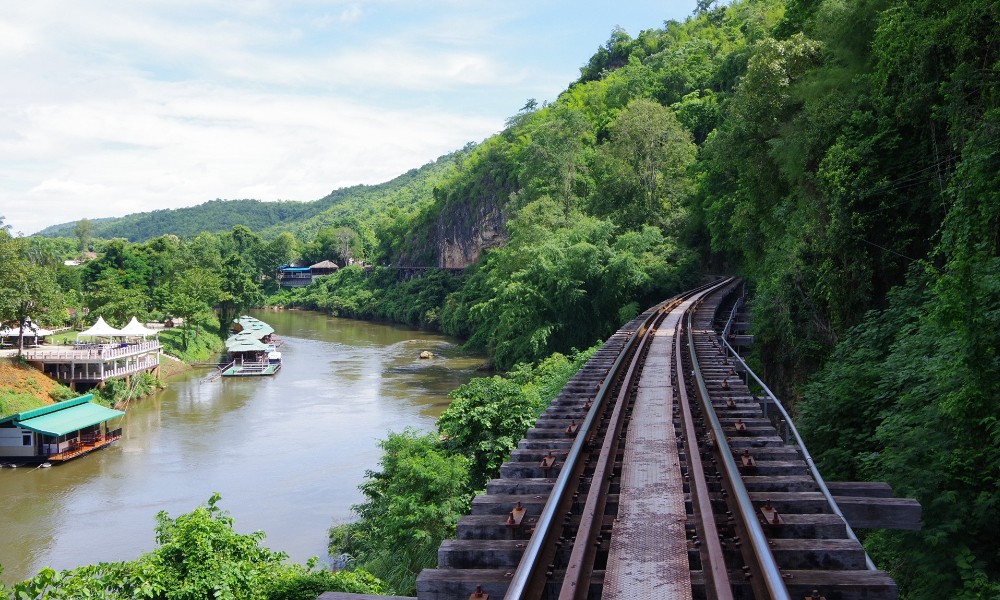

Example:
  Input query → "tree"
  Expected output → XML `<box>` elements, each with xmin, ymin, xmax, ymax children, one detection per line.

<box><xmin>216</xmin><ymin>255</ymin><xmax>264</xmax><ymax>335</ymax></box>
<box><xmin>302</xmin><ymin>226</ymin><xmax>362</xmax><ymax>266</ymax></box>
<box><xmin>73</xmin><ymin>219</ymin><xmax>95</xmax><ymax>253</ymax></box>
<box><xmin>598</xmin><ymin>98</ymin><xmax>696</xmax><ymax>226</ymax></box>
<box><xmin>263</xmin><ymin>232</ymin><xmax>298</xmax><ymax>270</ymax></box>
<box><xmin>0</xmin><ymin>232</ymin><xmax>65</xmax><ymax>355</ymax></box>
<box><xmin>517</xmin><ymin>106</ymin><xmax>594</xmax><ymax>214</ymax></box>
<box><xmin>85</xmin><ymin>278</ymin><xmax>149</xmax><ymax>327</ymax></box>
<box><xmin>438</xmin><ymin>376</ymin><xmax>543</xmax><ymax>490</ymax></box>
<box><xmin>167</xmin><ymin>268</ymin><xmax>222</xmax><ymax>348</ymax></box>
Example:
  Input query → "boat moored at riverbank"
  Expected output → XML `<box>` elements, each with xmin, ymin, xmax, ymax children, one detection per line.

<box><xmin>219</xmin><ymin>316</ymin><xmax>282</xmax><ymax>377</ymax></box>
<box><xmin>0</xmin><ymin>394</ymin><xmax>124</xmax><ymax>464</ymax></box>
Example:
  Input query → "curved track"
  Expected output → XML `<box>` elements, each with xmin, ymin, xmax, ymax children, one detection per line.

<box><xmin>417</xmin><ymin>278</ymin><xmax>915</xmax><ymax>600</ymax></box>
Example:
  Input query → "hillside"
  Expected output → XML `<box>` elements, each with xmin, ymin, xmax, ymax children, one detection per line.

<box><xmin>0</xmin><ymin>359</ymin><xmax>72</xmax><ymax>418</ymax></box>
<box><xmin>33</xmin><ymin>152</ymin><xmax>461</xmax><ymax>242</ymax></box>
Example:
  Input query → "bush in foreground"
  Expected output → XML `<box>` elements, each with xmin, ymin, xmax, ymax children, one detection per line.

<box><xmin>0</xmin><ymin>494</ymin><xmax>385</xmax><ymax>600</ymax></box>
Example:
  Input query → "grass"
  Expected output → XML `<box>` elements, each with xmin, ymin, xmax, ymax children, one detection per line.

<box><xmin>0</xmin><ymin>388</ymin><xmax>49</xmax><ymax>418</ymax></box>
<box><xmin>0</xmin><ymin>358</ymin><xmax>75</xmax><ymax>418</ymax></box>
<box><xmin>159</xmin><ymin>324</ymin><xmax>225</xmax><ymax>363</ymax></box>
<box><xmin>48</xmin><ymin>331</ymin><xmax>79</xmax><ymax>344</ymax></box>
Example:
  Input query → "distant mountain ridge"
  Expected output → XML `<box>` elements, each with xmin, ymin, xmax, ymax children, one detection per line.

<box><xmin>33</xmin><ymin>152</ymin><xmax>460</xmax><ymax>242</ymax></box>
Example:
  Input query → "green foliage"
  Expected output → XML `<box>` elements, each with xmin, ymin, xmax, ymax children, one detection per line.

<box><xmin>74</xmin><ymin>219</ymin><xmax>94</xmax><ymax>252</ymax></box>
<box><xmin>0</xmin><ymin>230</ymin><xmax>66</xmax><ymax>353</ymax></box>
<box><xmin>0</xmin><ymin>389</ymin><xmax>48</xmax><ymax>418</ymax></box>
<box><xmin>300</xmin><ymin>226</ymin><xmax>363</xmax><ymax>265</ymax></box>
<box><xmin>332</xmin><ymin>345</ymin><xmax>596</xmax><ymax>594</ymax></box>
<box><xmin>158</xmin><ymin>319</ymin><xmax>226</xmax><ymax>363</ymax></box>
<box><xmin>439</xmin><ymin>376</ymin><xmax>543</xmax><ymax>491</ymax></box>
<box><xmin>0</xmin><ymin>495</ymin><xmax>386</xmax><ymax>600</ymax></box>
<box><xmin>334</xmin><ymin>429</ymin><xmax>471</xmax><ymax>595</ymax></box>
<box><xmin>285</xmin><ymin>266</ymin><xmax>465</xmax><ymax>330</ymax></box>
<box><xmin>94</xmin><ymin>372</ymin><xmax>162</xmax><ymax>407</ymax></box>
<box><xmin>460</xmin><ymin>209</ymin><xmax>697</xmax><ymax>369</ymax></box>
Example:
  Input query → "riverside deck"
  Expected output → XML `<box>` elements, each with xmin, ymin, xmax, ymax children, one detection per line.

<box><xmin>221</xmin><ymin>361</ymin><xmax>281</xmax><ymax>377</ymax></box>
<box><xmin>23</xmin><ymin>340</ymin><xmax>161</xmax><ymax>390</ymax></box>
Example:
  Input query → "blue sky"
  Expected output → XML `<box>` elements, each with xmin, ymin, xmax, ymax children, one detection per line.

<box><xmin>0</xmin><ymin>1</ymin><xmax>701</xmax><ymax>235</ymax></box>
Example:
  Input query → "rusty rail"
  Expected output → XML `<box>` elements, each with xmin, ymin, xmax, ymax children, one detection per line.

<box><xmin>676</xmin><ymin>309</ymin><xmax>734</xmax><ymax>600</ymax></box>
<box><xmin>503</xmin><ymin>277</ymin><xmax>732</xmax><ymax>600</ymax></box>
<box><xmin>687</xmin><ymin>302</ymin><xmax>792</xmax><ymax>600</ymax></box>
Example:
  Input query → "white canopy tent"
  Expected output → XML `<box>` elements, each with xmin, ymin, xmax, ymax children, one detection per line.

<box><xmin>0</xmin><ymin>319</ymin><xmax>54</xmax><ymax>338</ymax></box>
<box><xmin>77</xmin><ymin>316</ymin><xmax>125</xmax><ymax>338</ymax></box>
<box><xmin>119</xmin><ymin>317</ymin><xmax>159</xmax><ymax>337</ymax></box>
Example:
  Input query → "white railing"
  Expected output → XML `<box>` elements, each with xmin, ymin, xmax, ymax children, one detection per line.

<box><xmin>56</xmin><ymin>359</ymin><xmax>159</xmax><ymax>381</ymax></box>
<box><xmin>25</xmin><ymin>340</ymin><xmax>161</xmax><ymax>361</ymax></box>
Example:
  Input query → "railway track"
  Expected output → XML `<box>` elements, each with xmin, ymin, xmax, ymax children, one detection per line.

<box><xmin>416</xmin><ymin>278</ymin><xmax>918</xmax><ymax>600</ymax></box>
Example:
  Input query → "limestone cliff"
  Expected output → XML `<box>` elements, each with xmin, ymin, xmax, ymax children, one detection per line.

<box><xmin>436</xmin><ymin>197</ymin><xmax>506</xmax><ymax>269</ymax></box>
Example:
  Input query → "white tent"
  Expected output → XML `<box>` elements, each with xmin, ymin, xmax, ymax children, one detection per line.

<box><xmin>77</xmin><ymin>316</ymin><xmax>125</xmax><ymax>338</ymax></box>
<box><xmin>0</xmin><ymin>319</ymin><xmax>53</xmax><ymax>337</ymax></box>
<box><xmin>119</xmin><ymin>316</ymin><xmax>158</xmax><ymax>337</ymax></box>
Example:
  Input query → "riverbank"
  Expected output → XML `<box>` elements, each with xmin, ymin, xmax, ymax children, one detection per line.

<box><xmin>0</xmin><ymin>358</ymin><xmax>75</xmax><ymax>418</ymax></box>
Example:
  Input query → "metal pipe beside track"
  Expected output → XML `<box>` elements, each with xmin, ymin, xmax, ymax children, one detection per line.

<box><xmin>719</xmin><ymin>290</ymin><xmax>878</xmax><ymax>571</ymax></box>
<box><xmin>686</xmin><ymin>307</ymin><xmax>792</xmax><ymax>600</ymax></box>
<box><xmin>719</xmin><ymin>336</ymin><xmax>878</xmax><ymax>572</ymax></box>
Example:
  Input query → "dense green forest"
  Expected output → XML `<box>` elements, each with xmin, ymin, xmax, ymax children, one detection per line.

<box><xmin>0</xmin><ymin>222</ymin><xmax>294</xmax><ymax>363</ymax></box>
<box><xmin>4</xmin><ymin>0</ymin><xmax>999</xmax><ymax>597</ymax></box>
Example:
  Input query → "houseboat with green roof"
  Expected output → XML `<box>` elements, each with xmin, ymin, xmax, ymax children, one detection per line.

<box><xmin>220</xmin><ymin>316</ymin><xmax>282</xmax><ymax>377</ymax></box>
<box><xmin>0</xmin><ymin>394</ymin><xmax>124</xmax><ymax>464</ymax></box>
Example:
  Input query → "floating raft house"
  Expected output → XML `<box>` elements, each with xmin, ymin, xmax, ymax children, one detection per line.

<box><xmin>0</xmin><ymin>394</ymin><xmax>124</xmax><ymax>463</ymax></box>
<box><xmin>222</xmin><ymin>317</ymin><xmax>281</xmax><ymax>377</ymax></box>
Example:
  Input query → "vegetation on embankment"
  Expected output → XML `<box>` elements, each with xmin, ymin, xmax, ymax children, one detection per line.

<box><xmin>0</xmin><ymin>494</ymin><xmax>387</xmax><ymax>600</ymax></box>
<box><xmin>0</xmin><ymin>359</ymin><xmax>76</xmax><ymax>418</ymax></box>
<box><xmin>0</xmin><ymin>358</ymin><xmax>166</xmax><ymax>416</ymax></box>
<box><xmin>158</xmin><ymin>319</ymin><xmax>226</xmax><ymax>363</ymax></box>
<box><xmin>329</xmin><ymin>347</ymin><xmax>598</xmax><ymax>595</ymax></box>
<box><xmin>281</xmin><ymin>220</ymin><xmax>698</xmax><ymax>370</ymax></box>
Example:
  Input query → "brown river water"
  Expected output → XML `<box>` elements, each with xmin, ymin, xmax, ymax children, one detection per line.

<box><xmin>0</xmin><ymin>309</ymin><xmax>485</xmax><ymax>584</ymax></box>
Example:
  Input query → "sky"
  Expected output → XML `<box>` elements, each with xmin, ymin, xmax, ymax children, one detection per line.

<box><xmin>0</xmin><ymin>1</ymin><xmax>701</xmax><ymax>236</ymax></box>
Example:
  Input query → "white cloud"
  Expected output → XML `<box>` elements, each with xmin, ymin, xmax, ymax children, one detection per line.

<box><xmin>0</xmin><ymin>0</ymin><xmax>697</xmax><ymax>234</ymax></box>
<box><xmin>0</xmin><ymin>79</ymin><xmax>499</xmax><ymax>232</ymax></box>
<box><xmin>336</xmin><ymin>5</ymin><xmax>363</xmax><ymax>23</ymax></box>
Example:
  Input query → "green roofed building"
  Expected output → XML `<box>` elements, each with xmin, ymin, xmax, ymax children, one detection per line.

<box><xmin>0</xmin><ymin>394</ymin><xmax>124</xmax><ymax>463</ymax></box>
<box><xmin>221</xmin><ymin>316</ymin><xmax>282</xmax><ymax>377</ymax></box>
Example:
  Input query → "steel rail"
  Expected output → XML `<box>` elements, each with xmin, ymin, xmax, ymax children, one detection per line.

<box><xmin>503</xmin><ymin>279</ymin><xmax>723</xmax><ymax>600</ymax></box>
<box><xmin>674</xmin><ymin>296</ymin><xmax>733</xmax><ymax>600</ymax></box>
<box><xmin>687</xmin><ymin>305</ymin><xmax>792</xmax><ymax>600</ymax></box>
<box><xmin>557</xmin><ymin>306</ymin><xmax>670</xmax><ymax>600</ymax></box>
<box><xmin>719</xmin><ymin>333</ymin><xmax>878</xmax><ymax>571</ymax></box>
<box><xmin>674</xmin><ymin>294</ymin><xmax>735</xmax><ymax>600</ymax></box>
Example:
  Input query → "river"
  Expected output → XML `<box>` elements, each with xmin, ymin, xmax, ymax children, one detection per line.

<box><xmin>0</xmin><ymin>309</ymin><xmax>485</xmax><ymax>584</ymax></box>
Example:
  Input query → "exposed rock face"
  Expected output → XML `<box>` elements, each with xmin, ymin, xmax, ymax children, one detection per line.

<box><xmin>436</xmin><ymin>197</ymin><xmax>506</xmax><ymax>269</ymax></box>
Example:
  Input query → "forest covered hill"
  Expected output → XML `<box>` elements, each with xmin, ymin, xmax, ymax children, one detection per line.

<box><xmin>32</xmin><ymin>153</ymin><xmax>460</xmax><ymax>243</ymax></box>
